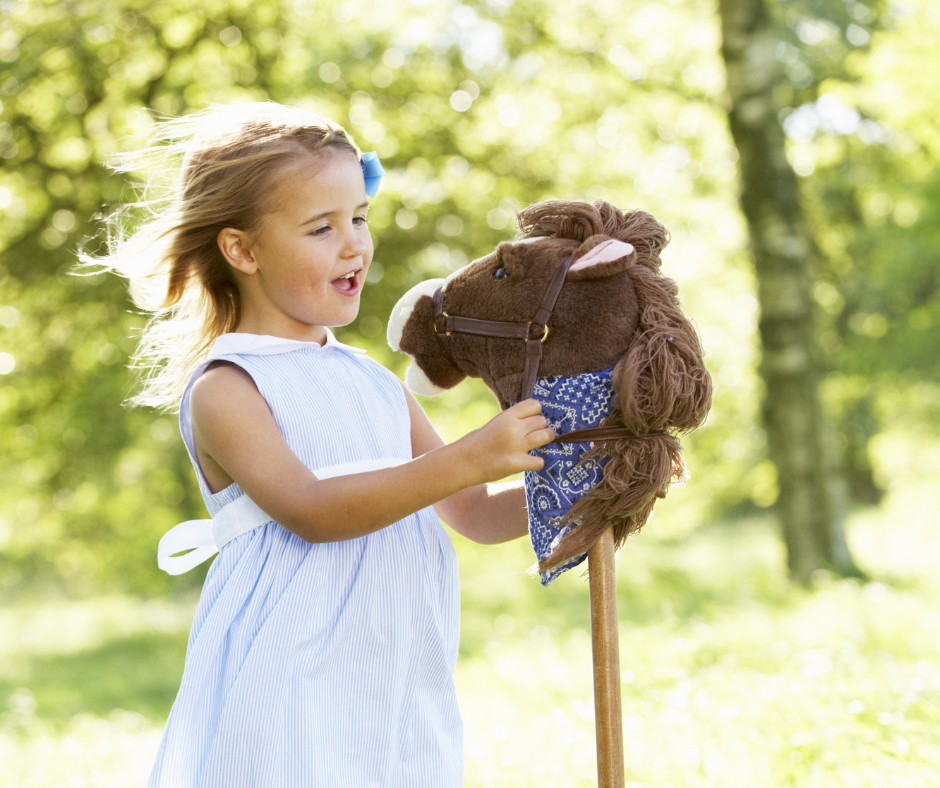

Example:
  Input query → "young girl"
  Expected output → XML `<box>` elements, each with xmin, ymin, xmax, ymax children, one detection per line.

<box><xmin>97</xmin><ymin>102</ymin><xmax>554</xmax><ymax>787</ymax></box>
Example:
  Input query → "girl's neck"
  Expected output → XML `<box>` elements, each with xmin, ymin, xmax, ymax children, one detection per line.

<box><xmin>234</xmin><ymin>316</ymin><xmax>328</xmax><ymax>347</ymax></box>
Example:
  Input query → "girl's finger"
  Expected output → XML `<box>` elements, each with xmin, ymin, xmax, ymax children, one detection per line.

<box><xmin>509</xmin><ymin>398</ymin><xmax>542</xmax><ymax>418</ymax></box>
<box><xmin>520</xmin><ymin>414</ymin><xmax>549</xmax><ymax>432</ymax></box>
<box><xmin>525</xmin><ymin>428</ymin><xmax>556</xmax><ymax>450</ymax></box>
<box><xmin>521</xmin><ymin>454</ymin><xmax>545</xmax><ymax>472</ymax></box>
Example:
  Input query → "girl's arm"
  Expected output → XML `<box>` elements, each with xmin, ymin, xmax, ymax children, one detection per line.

<box><xmin>402</xmin><ymin>384</ymin><xmax>533</xmax><ymax>544</ymax></box>
<box><xmin>188</xmin><ymin>362</ymin><xmax>553</xmax><ymax>543</ymax></box>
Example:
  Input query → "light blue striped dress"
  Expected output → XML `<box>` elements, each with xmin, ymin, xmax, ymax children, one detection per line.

<box><xmin>148</xmin><ymin>330</ymin><xmax>463</xmax><ymax>788</ymax></box>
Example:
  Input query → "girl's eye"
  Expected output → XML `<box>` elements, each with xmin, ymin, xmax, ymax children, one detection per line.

<box><xmin>354</xmin><ymin>216</ymin><xmax>369</xmax><ymax>226</ymax></box>
<box><xmin>310</xmin><ymin>225</ymin><xmax>330</xmax><ymax>236</ymax></box>
<box><xmin>494</xmin><ymin>267</ymin><xmax>509</xmax><ymax>279</ymax></box>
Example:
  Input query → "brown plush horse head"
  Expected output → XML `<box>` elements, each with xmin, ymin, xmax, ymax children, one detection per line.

<box><xmin>388</xmin><ymin>200</ymin><xmax>712</xmax><ymax>570</ymax></box>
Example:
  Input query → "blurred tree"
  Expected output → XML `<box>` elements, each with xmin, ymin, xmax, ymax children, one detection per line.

<box><xmin>713</xmin><ymin>0</ymin><xmax>940</xmax><ymax>578</ymax></box>
<box><xmin>784</xmin><ymin>0</ymin><xmax>940</xmax><ymax>502</ymax></box>
<box><xmin>716</xmin><ymin>0</ymin><xmax>860</xmax><ymax>581</ymax></box>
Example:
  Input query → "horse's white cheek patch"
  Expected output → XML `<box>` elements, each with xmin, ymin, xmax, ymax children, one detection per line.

<box><xmin>387</xmin><ymin>278</ymin><xmax>446</xmax><ymax>352</ymax></box>
<box><xmin>405</xmin><ymin>360</ymin><xmax>447</xmax><ymax>397</ymax></box>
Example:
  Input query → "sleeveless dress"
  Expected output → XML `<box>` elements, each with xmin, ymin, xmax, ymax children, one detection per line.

<box><xmin>147</xmin><ymin>330</ymin><xmax>463</xmax><ymax>788</ymax></box>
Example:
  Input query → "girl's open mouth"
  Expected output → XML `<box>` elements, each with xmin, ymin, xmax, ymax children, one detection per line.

<box><xmin>330</xmin><ymin>270</ymin><xmax>362</xmax><ymax>296</ymax></box>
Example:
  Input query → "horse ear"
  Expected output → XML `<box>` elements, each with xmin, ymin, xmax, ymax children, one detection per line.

<box><xmin>566</xmin><ymin>235</ymin><xmax>636</xmax><ymax>281</ymax></box>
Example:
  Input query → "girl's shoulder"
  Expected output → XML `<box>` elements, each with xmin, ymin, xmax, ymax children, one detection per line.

<box><xmin>192</xmin><ymin>331</ymin><xmax>407</xmax><ymax>406</ymax></box>
<box><xmin>189</xmin><ymin>360</ymin><xmax>259</xmax><ymax>412</ymax></box>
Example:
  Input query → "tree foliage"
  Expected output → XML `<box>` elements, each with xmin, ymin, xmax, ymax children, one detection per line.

<box><xmin>0</xmin><ymin>0</ymin><xmax>936</xmax><ymax>595</ymax></box>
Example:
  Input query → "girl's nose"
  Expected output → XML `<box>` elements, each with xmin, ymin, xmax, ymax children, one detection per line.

<box><xmin>343</xmin><ymin>226</ymin><xmax>369</xmax><ymax>258</ymax></box>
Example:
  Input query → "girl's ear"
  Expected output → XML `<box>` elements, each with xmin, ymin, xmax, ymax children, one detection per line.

<box><xmin>566</xmin><ymin>235</ymin><xmax>636</xmax><ymax>281</ymax></box>
<box><xmin>217</xmin><ymin>228</ymin><xmax>258</xmax><ymax>275</ymax></box>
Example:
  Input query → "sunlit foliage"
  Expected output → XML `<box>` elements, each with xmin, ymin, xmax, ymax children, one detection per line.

<box><xmin>2</xmin><ymin>485</ymin><xmax>939</xmax><ymax>786</ymax></box>
<box><xmin>2</xmin><ymin>0</ymin><xmax>940</xmax><ymax>784</ymax></box>
<box><xmin>0</xmin><ymin>0</ymin><xmax>937</xmax><ymax>594</ymax></box>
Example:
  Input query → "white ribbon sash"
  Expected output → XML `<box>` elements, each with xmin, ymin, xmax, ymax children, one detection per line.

<box><xmin>157</xmin><ymin>458</ymin><xmax>404</xmax><ymax>575</ymax></box>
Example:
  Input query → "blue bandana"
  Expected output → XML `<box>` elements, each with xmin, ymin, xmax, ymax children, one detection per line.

<box><xmin>513</xmin><ymin>366</ymin><xmax>616</xmax><ymax>585</ymax></box>
<box><xmin>360</xmin><ymin>151</ymin><xmax>385</xmax><ymax>198</ymax></box>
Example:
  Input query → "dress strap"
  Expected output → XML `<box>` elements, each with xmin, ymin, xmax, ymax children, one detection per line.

<box><xmin>157</xmin><ymin>457</ymin><xmax>405</xmax><ymax>575</ymax></box>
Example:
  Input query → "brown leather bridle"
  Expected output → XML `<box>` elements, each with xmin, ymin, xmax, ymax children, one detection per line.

<box><xmin>431</xmin><ymin>254</ymin><xmax>646</xmax><ymax>445</ymax></box>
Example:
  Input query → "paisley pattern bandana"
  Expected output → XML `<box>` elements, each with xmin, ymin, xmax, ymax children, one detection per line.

<box><xmin>514</xmin><ymin>366</ymin><xmax>615</xmax><ymax>585</ymax></box>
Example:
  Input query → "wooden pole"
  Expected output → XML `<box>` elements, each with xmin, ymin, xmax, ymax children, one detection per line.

<box><xmin>588</xmin><ymin>526</ymin><xmax>624</xmax><ymax>788</ymax></box>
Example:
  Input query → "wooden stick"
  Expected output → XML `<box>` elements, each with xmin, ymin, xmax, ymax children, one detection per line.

<box><xmin>588</xmin><ymin>527</ymin><xmax>625</xmax><ymax>788</ymax></box>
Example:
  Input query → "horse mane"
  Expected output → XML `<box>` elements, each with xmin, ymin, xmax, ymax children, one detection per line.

<box><xmin>516</xmin><ymin>200</ymin><xmax>713</xmax><ymax>571</ymax></box>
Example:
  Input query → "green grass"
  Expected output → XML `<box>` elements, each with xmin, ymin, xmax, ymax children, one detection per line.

<box><xmin>3</xmin><ymin>485</ymin><xmax>940</xmax><ymax>787</ymax></box>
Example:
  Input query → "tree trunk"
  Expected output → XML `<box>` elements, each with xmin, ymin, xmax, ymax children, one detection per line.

<box><xmin>716</xmin><ymin>0</ymin><xmax>861</xmax><ymax>582</ymax></box>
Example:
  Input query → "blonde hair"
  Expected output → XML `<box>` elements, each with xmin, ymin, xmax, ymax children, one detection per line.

<box><xmin>87</xmin><ymin>102</ymin><xmax>361</xmax><ymax>411</ymax></box>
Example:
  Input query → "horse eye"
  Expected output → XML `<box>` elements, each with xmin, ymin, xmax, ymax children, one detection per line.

<box><xmin>493</xmin><ymin>267</ymin><xmax>509</xmax><ymax>279</ymax></box>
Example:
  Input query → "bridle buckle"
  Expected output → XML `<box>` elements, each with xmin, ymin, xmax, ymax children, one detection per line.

<box><xmin>524</xmin><ymin>323</ymin><xmax>550</xmax><ymax>344</ymax></box>
<box><xmin>432</xmin><ymin>255</ymin><xmax>573</xmax><ymax>400</ymax></box>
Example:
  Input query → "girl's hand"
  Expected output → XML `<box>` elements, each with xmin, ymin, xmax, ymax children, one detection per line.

<box><xmin>454</xmin><ymin>399</ymin><xmax>555</xmax><ymax>486</ymax></box>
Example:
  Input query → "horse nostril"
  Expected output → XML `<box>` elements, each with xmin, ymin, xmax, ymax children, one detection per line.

<box><xmin>494</xmin><ymin>267</ymin><xmax>509</xmax><ymax>279</ymax></box>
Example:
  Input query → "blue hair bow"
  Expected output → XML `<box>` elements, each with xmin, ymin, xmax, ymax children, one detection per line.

<box><xmin>360</xmin><ymin>151</ymin><xmax>385</xmax><ymax>198</ymax></box>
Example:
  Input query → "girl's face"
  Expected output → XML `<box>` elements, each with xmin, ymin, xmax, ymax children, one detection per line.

<box><xmin>232</xmin><ymin>151</ymin><xmax>374</xmax><ymax>342</ymax></box>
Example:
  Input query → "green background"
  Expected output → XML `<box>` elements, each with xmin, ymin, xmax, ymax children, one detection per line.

<box><xmin>1</xmin><ymin>0</ymin><xmax>938</xmax><ymax>784</ymax></box>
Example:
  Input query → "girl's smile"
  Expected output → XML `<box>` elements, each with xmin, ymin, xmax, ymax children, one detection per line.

<box><xmin>330</xmin><ymin>266</ymin><xmax>364</xmax><ymax>296</ymax></box>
